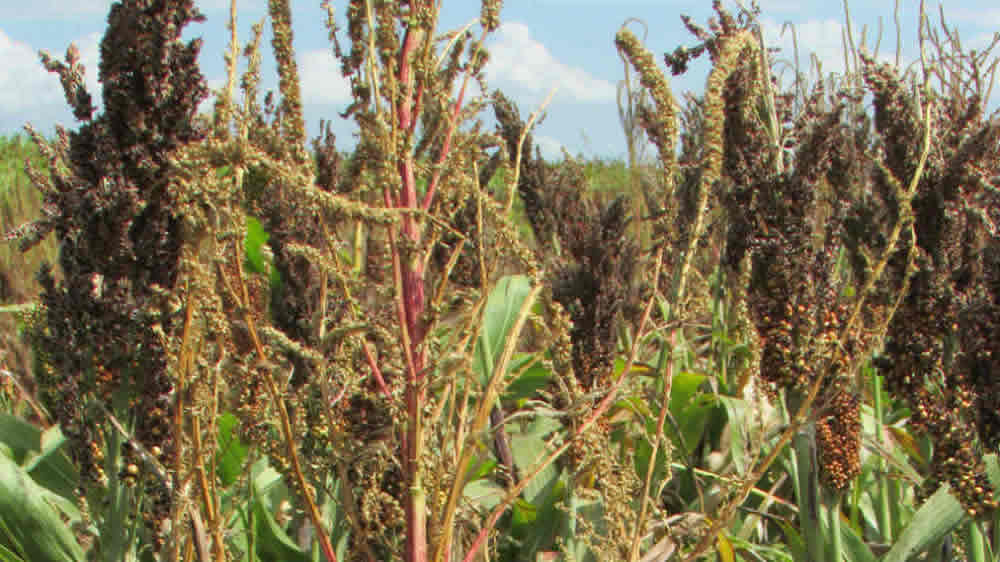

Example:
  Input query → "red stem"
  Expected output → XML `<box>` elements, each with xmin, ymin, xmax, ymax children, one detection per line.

<box><xmin>395</xmin><ymin>13</ymin><xmax>429</xmax><ymax>562</ymax></box>
<box><xmin>361</xmin><ymin>341</ymin><xmax>391</xmax><ymax>397</ymax></box>
<box><xmin>420</xmin><ymin>41</ymin><xmax>476</xmax><ymax>211</ymax></box>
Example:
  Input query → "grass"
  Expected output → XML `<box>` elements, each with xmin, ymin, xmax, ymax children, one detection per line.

<box><xmin>0</xmin><ymin>134</ymin><xmax>56</xmax><ymax>394</ymax></box>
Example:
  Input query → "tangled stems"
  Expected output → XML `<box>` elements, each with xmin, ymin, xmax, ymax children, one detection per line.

<box><xmin>228</xmin><ymin>253</ymin><xmax>339</xmax><ymax>562</ymax></box>
<box><xmin>461</xmin><ymin>249</ymin><xmax>665</xmax><ymax>562</ymax></box>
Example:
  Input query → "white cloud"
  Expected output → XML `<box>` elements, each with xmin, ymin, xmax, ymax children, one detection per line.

<box><xmin>0</xmin><ymin>30</ymin><xmax>68</xmax><ymax>113</ymax></box>
<box><xmin>486</xmin><ymin>22</ymin><xmax>616</xmax><ymax>104</ymax></box>
<box><xmin>0</xmin><ymin>30</ymin><xmax>101</xmax><ymax>130</ymax></box>
<box><xmin>76</xmin><ymin>32</ymin><xmax>102</xmax><ymax>103</ymax></box>
<box><xmin>534</xmin><ymin>135</ymin><xmax>567</xmax><ymax>160</ymax></box>
<box><xmin>761</xmin><ymin>18</ymin><xmax>848</xmax><ymax>80</ymax></box>
<box><xmin>299</xmin><ymin>49</ymin><xmax>352</xmax><ymax>105</ymax></box>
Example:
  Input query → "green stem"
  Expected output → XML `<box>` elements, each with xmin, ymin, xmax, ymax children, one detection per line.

<box><xmin>967</xmin><ymin>520</ymin><xmax>987</xmax><ymax>562</ymax></box>
<box><xmin>793</xmin><ymin>423</ymin><xmax>825</xmax><ymax>562</ymax></box>
<box><xmin>827</xmin><ymin>493</ymin><xmax>843</xmax><ymax>562</ymax></box>
<box><xmin>873</xmin><ymin>373</ymin><xmax>892</xmax><ymax>542</ymax></box>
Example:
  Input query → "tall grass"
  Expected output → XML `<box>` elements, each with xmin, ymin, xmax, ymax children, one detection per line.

<box><xmin>0</xmin><ymin>135</ymin><xmax>56</xmax><ymax>406</ymax></box>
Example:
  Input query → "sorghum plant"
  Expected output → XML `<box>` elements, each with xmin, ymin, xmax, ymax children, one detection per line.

<box><xmin>615</xmin><ymin>1</ymin><xmax>997</xmax><ymax>558</ymax></box>
<box><xmin>15</xmin><ymin>0</ymin><xmax>208</xmax><ymax>555</ymax></box>
<box><xmin>866</xmin><ymin>47</ymin><xmax>1000</xmax><ymax>517</ymax></box>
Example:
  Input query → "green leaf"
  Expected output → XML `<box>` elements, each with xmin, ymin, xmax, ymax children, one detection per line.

<box><xmin>837</xmin><ymin>510</ymin><xmax>876</xmax><ymax>562</ymax></box>
<box><xmin>245</xmin><ymin>216</ymin><xmax>270</xmax><ymax>275</ymax></box>
<box><xmin>633</xmin><ymin>435</ymin><xmax>670</xmax><ymax>489</ymax></box>
<box><xmin>463</xmin><ymin>479</ymin><xmax>506</xmax><ymax>511</ymax></box>
<box><xmin>717</xmin><ymin>532</ymin><xmax>735</xmax><ymax>562</ymax></box>
<box><xmin>502</xmin><ymin>354</ymin><xmax>551</xmax><ymax>403</ymax></box>
<box><xmin>23</xmin><ymin>426</ymin><xmax>78</xmax><ymax>502</ymax></box>
<box><xmin>251</xmin><ymin>469</ymin><xmax>309</xmax><ymax>562</ymax></box>
<box><xmin>466</xmin><ymin>458</ymin><xmax>498</xmax><ymax>482</ymax></box>
<box><xmin>719</xmin><ymin>396</ymin><xmax>748</xmax><ymax>474</ymax></box>
<box><xmin>669</xmin><ymin>371</ymin><xmax>707</xmax><ymax>413</ymax></box>
<box><xmin>0</xmin><ymin>416</ymin><xmax>77</xmax><ymax>502</ymax></box>
<box><xmin>0</xmin><ymin>454</ymin><xmax>84</xmax><ymax>562</ymax></box>
<box><xmin>510</xmin><ymin>416</ymin><xmax>562</xmax><ymax>505</ymax></box>
<box><xmin>0</xmin><ymin>414</ymin><xmax>40</xmax><ymax>462</ymax></box>
<box><xmin>523</xmin><ymin>479</ymin><xmax>566</xmax><ymax>555</ymax></box>
<box><xmin>674</xmin><ymin>395</ymin><xmax>715</xmax><ymax>457</ymax></box>
<box><xmin>0</xmin><ymin>542</ymin><xmax>27</xmax><ymax>562</ymax></box>
<box><xmin>880</xmin><ymin>485</ymin><xmax>964</xmax><ymax>562</ymax></box>
<box><xmin>775</xmin><ymin>519</ymin><xmax>807</xmax><ymax>562</ymax></box>
<box><xmin>216</xmin><ymin>413</ymin><xmax>249</xmax><ymax>488</ymax></box>
<box><xmin>474</xmin><ymin>275</ymin><xmax>533</xmax><ymax>386</ymax></box>
<box><xmin>984</xmin><ymin>453</ymin><xmax>1000</xmax><ymax>490</ymax></box>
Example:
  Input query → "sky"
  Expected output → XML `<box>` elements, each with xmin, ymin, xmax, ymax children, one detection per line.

<box><xmin>1</xmin><ymin>0</ymin><xmax>998</xmax><ymax>160</ymax></box>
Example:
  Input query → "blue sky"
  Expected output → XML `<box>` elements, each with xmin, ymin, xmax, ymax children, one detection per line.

<box><xmin>1</xmin><ymin>1</ymin><xmax>998</xmax><ymax>159</ymax></box>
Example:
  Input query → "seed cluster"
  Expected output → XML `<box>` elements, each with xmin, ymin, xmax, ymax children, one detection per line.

<box><xmin>816</xmin><ymin>385</ymin><xmax>862</xmax><ymax>490</ymax></box>
<box><xmin>865</xmin><ymin>53</ymin><xmax>1000</xmax><ymax>514</ymax></box>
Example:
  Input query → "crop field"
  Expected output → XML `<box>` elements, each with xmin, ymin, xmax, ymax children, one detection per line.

<box><xmin>1</xmin><ymin>1</ymin><xmax>999</xmax><ymax>561</ymax></box>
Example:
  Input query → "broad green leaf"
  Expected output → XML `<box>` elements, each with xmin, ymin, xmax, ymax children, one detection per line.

<box><xmin>0</xmin><ymin>542</ymin><xmax>26</xmax><ymax>562</ymax></box>
<box><xmin>984</xmin><ymin>454</ymin><xmax>1000</xmax><ymax>490</ymax></box>
<box><xmin>0</xmin><ymin>414</ymin><xmax>40</xmax><ymax>462</ymax></box>
<box><xmin>719</xmin><ymin>396</ymin><xmax>748</xmax><ymax>474</ymax></box>
<box><xmin>251</xmin><ymin>470</ymin><xmax>309</xmax><ymax>562</ymax></box>
<box><xmin>521</xmin><ymin>479</ymin><xmax>566</xmax><ymax>556</ymax></box>
<box><xmin>675</xmin><ymin>395</ymin><xmax>716</xmax><ymax>457</ymax></box>
<box><xmin>837</xmin><ymin>510</ymin><xmax>877</xmax><ymax>562</ymax></box>
<box><xmin>613</xmin><ymin>396</ymin><xmax>653</xmax><ymax>420</ymax></box>
<box><xmin>510</xmin><ymin>416</ymin><xmax>562</xmax><ymax>505</ymax></box>
<box><xmin>216</xmin><ymin>413</ymin><xmax>249</xmax><ymax>488</ymax></box>
<box><xmin>474</xmin><ymin>275</ymin><xmax>533</xmax><ymax>386</ymax></box>
<box><xmin>612</xmin><ymin>357</ymin><xmax>653</xmax><ymax>380</ymax></box>
<box><xmin>320</xmin><ymin>480</ymin><xmax>351</xmax><ymax>562</ymax></box>
<box><xmin>245</xmin><ymin>216</ymin><xmax>270</xmax><ymax>275</ymax></box>
<box><xmin>23</xmin><ymin>426</ymin><xmax>77</xmax><ymax>502</ymax></box>
<box><xmin>463</xmin><ymin>479</ymin><xmax>506</xmax><ymax>511</ymax></box>
<box><xmin>0</xmin><ymin>454</ymin><xmax>83</xmax><ymax>562</ymax></box>
<box><xmin>562</xmin><ymin>493</ymin><xmax>601</xmax><ymax>562</ymax></box>
<box><xmin>881</xmin><ymin>485</ymin><xmax>964</xmax><ymax>562</ymax></box>
<box><xmin>633</xmin><ymin>436</ymin><xmax>670</xmax><ymax>489</ymax></box>
<box><xmin>465</xmin><ymin>458</ymin><xmax>498</xmax><ymax>482</ymax></box>
<box><xmin>669</xmin><ymin>371</ymin><xmax>707</xmax><ymax>413</ymax></box>
<box><xmin>775</xmin><ymin>519</ymin><xmax>807</xmax><ymax>562</ymax></box>
<box><xmin>511</xmin><ymin>498</ymin><xmax>536</xmax><ymax>527</ymax></box>
<box><xmin>502</xmin><ymin>354</ymin><xmax>551</xmax><ymax>403</ymax></box>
